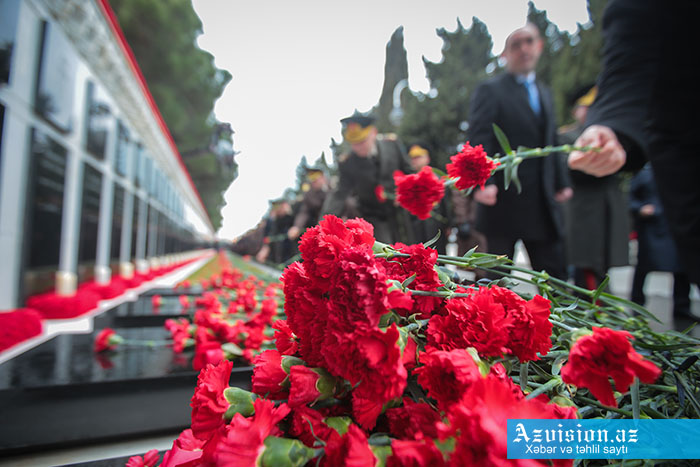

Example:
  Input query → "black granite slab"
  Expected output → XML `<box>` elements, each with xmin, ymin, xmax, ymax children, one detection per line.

<box><xmin>0</xmin><ymin>297</ymin><xmax>252</xmax><ymax>455</ymax></box>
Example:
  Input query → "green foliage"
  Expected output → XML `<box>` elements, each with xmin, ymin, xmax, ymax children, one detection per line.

<box><xmin>374</xmin><ymin>26</ymin><xmax>409</xmax><ymax>134</ymax></box>
<box><xmin>110</xmin><ymin>0</ymin><xmax>236</xmax><ymax>230</ymax></box>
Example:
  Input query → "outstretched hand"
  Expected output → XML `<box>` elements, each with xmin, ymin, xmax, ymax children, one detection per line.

<box><xmin>568</xmin><ymin>125</ymin><xmax>626</xmax><ymax>177</ymax></box>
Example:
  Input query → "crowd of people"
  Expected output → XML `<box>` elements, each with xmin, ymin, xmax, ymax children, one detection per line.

<box><xmin>232</xmin><ymin>6</ymin><xmax>698</xmax><ymax>320</ymax></box>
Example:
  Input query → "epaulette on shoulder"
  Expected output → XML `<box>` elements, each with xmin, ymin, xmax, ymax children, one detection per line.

<box><xmin>378</xmin><ymin>133</ymin><xmax>398</xmax><ymax>141</ymax></box>
<box><xmin>338</xmin><ymin>152</ymin><xmax>351</xmax><ymax>163</ymax></box>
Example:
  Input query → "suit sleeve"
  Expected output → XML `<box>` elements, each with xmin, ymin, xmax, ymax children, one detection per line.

<box><xmin>584</xmin><ymin>0</ymin><xmax>656</xmax><ymax>171</ymax></box>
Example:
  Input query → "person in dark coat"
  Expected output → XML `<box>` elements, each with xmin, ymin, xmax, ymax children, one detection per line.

<box><xmin>629</xmin><ymin>164</ymin><xmax>692</xmax><ymax>319</ymax></box>
<box><xmin>287</xmin><ymin>167</ymin><xmax>329</xmax><ymax>241</ymax></box>
<box><xmin>256</xmin><ymin>198</ymin><xmax>295</xmax><ymax>266</ymax></box>
<box><xmin>322</xmin><ymin>112</ymin><xmax>413</xmax><ymax>244</ymax></box>
<box><xmin>568</xmin><ymin>0</ymin><xmax>700</xmax><ymax>286</ymax></box>
<box><xmin>404</xmin><ymin>142</ymin><xmax>451</xmax><ymax>254</ymax></box>
<box><xmin>468</xmin><ymin>23</ymin><xmax>572</xmax><ymax>280</ymax></box>
<box><xmin>559</xmin><ymin>85</ymin><xmax>629</xmax><ymax>290</ymax></box>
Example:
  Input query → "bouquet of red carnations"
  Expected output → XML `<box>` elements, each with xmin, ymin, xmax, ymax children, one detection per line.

<box><xmin>122</xmin><ymin>213</ymin><xmax>700</xmax><ymax>467</ymax></box>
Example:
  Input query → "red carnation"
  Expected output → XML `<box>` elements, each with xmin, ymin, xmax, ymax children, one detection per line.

<box><xmin>385</xmin><ymin>398</ymin><xmax>441</xmax><ymax>440</ymax></box>
<box><xmin>446</xmin><ymin>141</ymin><xmax>498</xmax><ymax>190</ymax></box>
<box><xmin>561</xmin><ymin>326</ymin><xmax>661</xmax><ymax>407</ymax></box>
<box><xmin>327</xmin><ymin>246</ymin><xmax>391</xmax><ymax>332</ymax></box>
<box><xmin>393</xmin><ymin>167</ymin><xmax>445</xmax><ymax>220</ymax></box>
<box><xmin>160</xmin><ymin>429</ymin><xmax>205</xmax><ymax>467</ymax></box>
<box><xmin>272</xmin><ymin>319</ymin><xmax>299</xmax><ymax>356</ymax></box>
<box><xmin>126</xmin><ymin>449</ymin><xmax>160</xmax><ymax>467</ymax></box>
<box><xmin>322</xmin><ymin>423</ymin><xmax>376</xmax><ymax>467</ymax></box>
<box><xmin>298</xmin><ymin>215</ymin><xmax>375</xmax><ymax>285</ymax></box>
<box><xmin>380</xmin><ymin>243</ymin><xmax>443</xmax><ymax>318</ymax></box>
<box><xmin>428</xmin><ymin>287</ymin><xmax>512</xmax><ymax>357</ymax></box>
<box><xmin>439</xmin><ymin>373</ymin><xmax>575</xmax><ymax>466</ymax></box>
<box><xmin>94</xmin><ymin>328</ymin><xmax>122</xmax><ymax>353</ymax></box>
<box><xmin>289</xmin><ymin>406</ymin><xmax>339</xmax><ymax>448</ymax></box>
<box><xmin>211</xmin><ymin>398</ymin><xmax>290</xmax><ymax>466</ymax></box>
<box><xmin>414</xmin><ymin>348</ymin><xmax>482</xmax><ymax>410</ymax></box>
<box><xmin>491</xmin><ymin>287</ymin><xmax>553</xmax><ymax>362</ymax></box>
<box><xmin>251</xmin><ymin>349</ymin><xmax>292</xmax><ymax>400</ymax></box>
<box><xmin>190</xmin><ymin>359</ymin><xmax>233</xmax><ymax>441</ymax></box>
<box><xmin>288</xmin><ymin>366</ymin><xmax>336</xmax><ymax>408</ymax></box>
<box><xmin>387</xmin><ymin>438</ymin><xmax>446</xmax><ymax>467</ymax></box>
<box><xmin>375</xmin><ymin>184</ymin><xmax>387</xmax><ymax>202</ymax></box>
<box><xmin>323</xmin><ymin>324</ymin><xmax>406</xmax><ymax>406</ymax></box>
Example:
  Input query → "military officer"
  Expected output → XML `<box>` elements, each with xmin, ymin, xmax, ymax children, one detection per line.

<box><xmin>322</xmin><ymin>112</ymin><xmax>413</xmax><ymax>244</ymax></box>
<box><xmin>287</xmin><ymin>167</ymin><xmax>329</xmax><ymax>240</ymax></box>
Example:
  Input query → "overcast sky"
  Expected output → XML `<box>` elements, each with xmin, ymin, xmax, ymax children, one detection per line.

<box><xmin>190</xmin><ymin>0</ymin><xmax>590</xmax><ymax>240</ymax></box>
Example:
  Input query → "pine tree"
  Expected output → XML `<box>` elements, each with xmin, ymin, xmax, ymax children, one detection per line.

<box><xmin>110</xmin><ymin>0</ymin><xmax>236</xmax><ymax>230</ymax></box>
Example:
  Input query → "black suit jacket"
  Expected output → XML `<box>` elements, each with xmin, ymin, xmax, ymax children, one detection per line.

<box><xmin>467</xmin><ymin>72</ymin><xmax>570</xmax><ymax>240</ymax></box>
<box><xmin>585</xmin><ymin>0</ymin><xmax>700</xmax><ymax>283</ymax></box>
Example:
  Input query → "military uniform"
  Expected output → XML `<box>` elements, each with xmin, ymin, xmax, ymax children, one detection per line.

<box><xmin>323</xmin><ymin>134</ymin><xmax>413</xmax><ymax>244</ymax></box>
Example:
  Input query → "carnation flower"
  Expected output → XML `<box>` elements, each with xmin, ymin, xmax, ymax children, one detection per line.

<box><xmin>211</xmin><ymin>398</ymin><xmax>291</xmax><ymax>466</ymax></box>
<box><xmin>439</xmin><ymin>373</ymin><xmax>576</xmax><ymax>466</ymax></box>
<box><xmin>561</xmin><ymin>326</ymin><xmax>661</xmax><ymax>407</ymax></box>
<box><xmin>190</xmin><ymin>359</ymin><xmax>233</xmax><ymax>441</ymax></box>
<box><xmin>272</xmin><ymin>319</ymin><xmax>298</xmax><ymax>356</ymax></box>
<box><xmin>126</xmin><ymin>449</ymin><xmax>160</xmax><ymax>467</ymax></box>
<box><xmin>288</xmin><ymin>366</ymin><xmax>336</xmax><ymax>408</ymax></box>
<box><xmin>414</xmin><ymin>348</ymin><xmax>482</xmax><ymax>410</ymax></box>
<box><xmin>385</xmin><ymin>398</ymin><xmax>441</xmax><ymax>440</ymax></box>
<box><xmin>327</xmin><ymin>246</ymin><xmax>391</xmax><ymax>332</ymax></box>
<box><xmin>393</xmin><ymin>167</ymin><xmax>445</xmax><ymax>220</ymax></box>
<box><xmin>94</xmin><ymin>328</ymin><xmax>122</xmax><ymax>353</ymax></box>
<box><xmin>160</xmin><ymin>429</ymin><xmax>205</xmax><ymax>467</ymax></box>
<box><xmin>251</xmin><ymin>349</ymin><xmax>292</xmax><ymax>400</ymax></box>
<box><xmin>428</xmin><ymin>287</ymin><xmax>512</xmax><ymax>357</ymax></box>
<box><xmin>446</xmin><ymin>141</ymin><xmax>498</xmax><ymax>190</ymax></box>
<box><xmin>298</xmin><ymin>215</ymin><xmax>375</xmax><ymax>285</ymax></box>
<box><xmin>490</xmin><ymin>287</ymin><xmax>553</xmax><ymax>362</ymax></box>
<box><xmin>322</xmin><ymin>423</ymin><xmax>376</xmax><ymax>467</ymax></box>
<box><xmin>387</xmin><ymin>438</ymin><xmax>446</xmax><ymax>467</ymax></box>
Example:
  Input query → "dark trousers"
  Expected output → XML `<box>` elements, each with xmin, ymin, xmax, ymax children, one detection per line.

<box><xmin>486</xmin><ymin>236</ymin><xmax>568</xmax><ymax>281</ymax></box>
<box><xmin>631</xmin><ymin>269</ymin><xmax>691</xmax><ymax>315</ymax></box>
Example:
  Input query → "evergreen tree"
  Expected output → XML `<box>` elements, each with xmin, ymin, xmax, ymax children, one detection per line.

<box><xmin>374</xmin><ymin>26</ymin><xmax>409</xmax><ymax>134</ymax></box>
<box><xmin>110</xmin><ymin>0</ymin><xmax>236</xmax><ymax>230</ymax></box>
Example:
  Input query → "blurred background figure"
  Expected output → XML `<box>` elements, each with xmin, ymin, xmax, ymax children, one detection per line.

<box><xmin>405</xmin><ymin>141</ymin><xmax>451</xmax><ymax>253</ymax></box>
<box><xmin>468</xmin><ymin>23</ymin><xmax>572</xmax><ymax>280</ymax></box>
<box><xmin>322</xmin><ymin>111</ymin><xmax>413</xmax><ymax>244</ymax></box>
<box><xmin>287</xmin><ymin>166</ymin><xmax>329</xmax><ymax>241</ymax></box>
<box><xmin>629</xmin><ymin>164</ymin><xmax>693</xmax><ymax>320</ymax></box>
<box><xmin>559</xmin><ymin>84</ymin><xmax>629</xmax><ymax>291</ymax></box>
<box><xmin>256</xmin><ymin>198</ymin><xmax>295</xmax><ymax>265</ymax></box>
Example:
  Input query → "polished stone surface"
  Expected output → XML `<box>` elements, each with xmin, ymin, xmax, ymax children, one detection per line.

<box><xmin>0</xmin><ymin>293</ymin><xmax>252</xmax><ymax>455</ymax></box>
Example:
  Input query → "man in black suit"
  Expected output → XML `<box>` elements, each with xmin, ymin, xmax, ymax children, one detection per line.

<box><xmin>568</xmin><ymin>0</ymin><xmax>699</xmax><ymax>286</ymax></box>
<box><xmin>468</xmin><ymin>23</ymin><xmax>572</xmax><ymax>279</ymax></box>
<box><xmin>322</xmin><ymin>112</ymin><xmax>413</xmax><ymax>244</ymax></box>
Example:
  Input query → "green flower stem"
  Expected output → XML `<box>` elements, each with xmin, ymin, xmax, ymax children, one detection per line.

<box><xmin>525</xmin><ymin>377</ymin><xmax>562</xmax><ymax>400</ymax></box>
<box><xmin>401</xmin><ymin>320</ymin><xmax>430</xmax><ymax>333</ymax></box>
<box><xmin>631</xmin><ymin>378</ymin><xmax>641</xmax><ymax>419</ymax></box>
<box><xmin>121</xmin><ymin>339</ymin><xmax>171</xmax><ymax>348</ymax></box>
<box><xmin>578</xmin><ymin>396</ymin><xmax>634</xmax><ymax>417</ymax></box>
<box><xmin>654</xmin><ymin>352</ymin><xmax>700</xmax><ymax>417</ymax></box>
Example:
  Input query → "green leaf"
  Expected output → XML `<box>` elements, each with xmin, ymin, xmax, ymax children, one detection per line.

<box><xmin>423</xmin><ymin>230</ymin><xmax>441</xmax><ymax>249</ymax></box>
<box><xmin>493</xmin><ymin>124</ymin><xmax>513</xmax><ymax>155</ymax></box>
